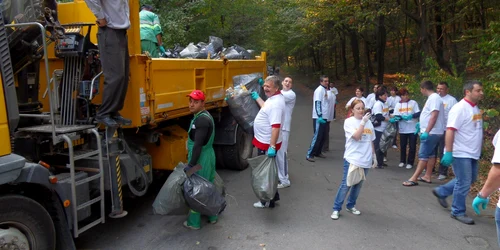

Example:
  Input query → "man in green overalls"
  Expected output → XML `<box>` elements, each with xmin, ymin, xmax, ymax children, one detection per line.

<box><xmin>139</xmin><ymin>5</ymin><xmax>165</xmax><ymax>58</ymax></box>
<box><xmin>184</xmin><ymin>90</ymin><xmax>218</xmax><ymax>230</ymax></box>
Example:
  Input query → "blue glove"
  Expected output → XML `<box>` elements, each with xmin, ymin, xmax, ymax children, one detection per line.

<box><xmin>267</xmin><ymin>147</ymin><xmax>276</xmax><ymax>157</ymax></box>
<box><xmin>317</xmin><ymin>117</ymin><xmax>327</xmax><ymax>124</ymax></box>
<box><xmin>440</xmin><ymin>152</ymin><xmax>453</xmax><ymax>166</ymax></box>
<box><xmin>258</xmin><ymin>78</ymin><xmax>264</xmax><ymax>86</ymax></box>
<box><xmin>251</xmin><ymin>91</ymin><xmax>260</xmax><ymax>100</ymax></box>
<box><xmin>472</xmin><ymin>195</ymin><xmax>489</xmax><ymax>215</ymax></box>
<box><xmin>403</xmin><ymin>114</ymin><xmax>413</xmax><ymax>121</ymax></box>
<box><xmin>414</xmin><ymin>122</ymin><xmax>420</xmax><ymax>135</ymax></box>
<box><xmin>389</xmin><ymin>117</ymin><xmax>398</xmax><ymax>123</ymax></box>
<box><xmin>159</xmin><ymin>46</ymin><xmax>166</xmax><ymax>54</ymax></box>
<box><xmin>420</xmin><ymin>131</ymin><xmax>429</xmax><ymax>140</ymax></box>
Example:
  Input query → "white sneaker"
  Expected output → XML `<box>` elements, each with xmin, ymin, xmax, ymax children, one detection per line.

<box><xmin>398</xmin><ymin>162</ymin><xmax>405</xmax><ymax>168</ymax></box>
<box><xmin>346</xmin><ymin>207</ymin><xmax>361</xmax><ymax>215</ymax></box>
<box><xmin>406</xmin><ymin>164</ymin><xmax>413</xmax><ymax>169</ymax></box>
<box><xmin>277</xmin><ymin>183</ymin><xmax>290</xmax><ymax>189</ymax></box>
<box><xmin>331</xmin><ymin>211</ymin><xmax>339</xmax><ymax>220</ymax></box>
<box><xmin>392</xmin><ymin>145</ymin><xmax>398</xmax><ymax>149</ymax></box>
<box><xmin>253</xmin><ymin>201</ymin><xmax>269</xmax><ymax>208</ymax></box>
<box><xmin>383</xmin><ymin>157</ymin><xmax>388</xmax><ymax>162</ymax></box>
<box><xmin>438</xmin><ymin>175</ymin><xmax>446</xmax><ymax>180</ymax></box>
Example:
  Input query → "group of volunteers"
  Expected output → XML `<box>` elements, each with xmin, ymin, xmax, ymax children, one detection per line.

<box><xmin>183</xmin><ymin>73</ymin><xmax>500</xmax><ymax>247</ymax></box>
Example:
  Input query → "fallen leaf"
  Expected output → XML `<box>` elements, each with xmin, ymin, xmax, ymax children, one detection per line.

<box><xmin>259</xmin><ymin>243</ymin><xmax>266</xmax><ymax>247</ymax></box>
<box><xmin>196</xmin><ymin>241</ymin><xmax>200</xmax><ymax>245</ymax></box>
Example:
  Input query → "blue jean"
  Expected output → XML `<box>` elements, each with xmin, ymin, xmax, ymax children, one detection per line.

<box><xmin>435</xmin><ymin>157</ymin><xmax>478</xmax><ymax>216</ymax></box>
<box><xmin>418</xmin><ymin>134</ymin><xmax>442</xmax><ymax>160</ymax></box>
<box><xmin>333</xmin><ymin>160</ymin><xmax>369</xmax><ymax>211</ymax></box>
<box><xmin>496</xmin><ymin>206</ymin><xmax>500</xmax><ymax>248</ymax></box>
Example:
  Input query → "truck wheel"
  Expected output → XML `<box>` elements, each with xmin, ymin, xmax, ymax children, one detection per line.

<box><xmin>222</xmin><ymin>126</ymin><xmax>253</xmax><ymax>170</ymax></box>
<box><xmin>0</xmin><ymin>195</ymin><xmax>56</xmax><ymax>250</ymax></box>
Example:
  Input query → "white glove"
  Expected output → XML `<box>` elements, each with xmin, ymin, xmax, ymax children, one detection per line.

<box><xmin>372</xmin><ymin>153</ymin><xmax>378</xmax><ymax>168</ymax></box>
<box><xmin>361</xmin><ymin>112</ymin><xmax>371</xmax><ymax>125</ymax></box>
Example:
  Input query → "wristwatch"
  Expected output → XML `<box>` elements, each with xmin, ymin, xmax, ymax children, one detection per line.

<box><xmin>478</xmin><ymin>192</ymin><xmax>489</xmax><ymax>199</ymax></box>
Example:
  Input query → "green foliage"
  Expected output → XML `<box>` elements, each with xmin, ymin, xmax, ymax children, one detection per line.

<box><xmin>478</xmin><ymin>21</ymin><xmax>500</xmax><ymax>80</ymax></box>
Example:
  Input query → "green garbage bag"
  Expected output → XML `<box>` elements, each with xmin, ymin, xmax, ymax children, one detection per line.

<box><xmin>152</xmin><ymin>163</ymin><xmax>189</xmax><ymax>215</ymax></box>
<box><xmin>248</xmin><ymin>155</ymin><xmax>278</xmax><ymax>201</ymax></box>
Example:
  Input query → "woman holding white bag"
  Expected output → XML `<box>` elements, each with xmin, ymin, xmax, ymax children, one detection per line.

<box><xmin>331</xmin><ymin>99</ymin><xmax>376</xmax><ymax>220</ymax></box>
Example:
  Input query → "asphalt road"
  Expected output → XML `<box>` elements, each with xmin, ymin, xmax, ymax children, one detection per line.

<box><xmin>75</xmin><ymin>84</ymin><xmax>499</xmax><ymax>250</ymax></box>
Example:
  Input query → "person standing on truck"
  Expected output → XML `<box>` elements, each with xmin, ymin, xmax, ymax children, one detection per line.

<box><xmin>183</xmin><ymin>90</ymin><xmax>218</xmax><ymax>230</ymax></box>
<box><xmin>277</xmin><ymin>76</ymin><xmax>296</xmax><ymax>189</ymax></box>
<box><xmin>250</xmin><ymin>75</ymin><xmax>285</xmax><ymax>208</ymax></box>
<box><xmin>306</xmin><ymin>75</ymin><xmax>330</xmax><ymax>162</ymax></box>
<box><xmin>84</xmin><ymin>0</ymin><xmax>132</xmax><ymax>127</ymax></box>
<box><xmin>139</xmin><ymin>5</ymin><xmax>165</xmax><ymax>58</ymax></box>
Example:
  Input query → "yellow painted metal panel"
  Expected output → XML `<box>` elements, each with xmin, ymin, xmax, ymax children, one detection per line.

<box><xmin>145</xmin><ymin>125</ymin><xmax>188</xmax><ymax>170</ymax></box>
<box><xmin>0</xmin><ymin>78</ymin><xmax>11</xmax><ymax>156</ymax></box>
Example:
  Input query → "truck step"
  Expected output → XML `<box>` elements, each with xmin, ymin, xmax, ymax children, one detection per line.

<box><xmin>75</xmin><ymin>173</ymin><xmax>101</xmax><ymax>186</ymax></box>
<box><xmin>77</xmin><ymin>218</ymin><xmax>104</xmax><ymax>236</ymax></box>
<box><xmin>77</xmin><ymin>196</ymin><xmax>102</xmax><ymax>211</ymax></box>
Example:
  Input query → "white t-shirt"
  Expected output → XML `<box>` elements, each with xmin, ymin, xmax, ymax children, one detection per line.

<box><xmin>446</xmin><ymin>99</ymin><xmax>483</xmax><ymax>159</ymax></box>
<box><xmin>326</xmin><ymin>89</ymin><xmax>337</xmax><ymax>121</ymax></box>
<box><xmin>366</xmin><ymin>93</ymin><xmax>375</xmax><ymax>109</ymax></box>
<box><xmin>492</xmin><ymin>130</ymin><xmax>500</xmax><ymax>208</ymax></box>
<box><xmin>331</xmin><ymin>87</ymin><xmax>339</xmax><ymax>96</ymax></box>
<box><xmin>420</xmin><ymin>92</ymin><xmax>445</xmax><ymax>135</ymax></box>
<box><xmin>372</xmin><ymin>100</ymin><xmax>390</xmax><ymax>132</ymax></box>
<box><xmin>312</xmin><ymin>85</ymin><xmax>330</xmax><ymax>119</ymax></box>
<box><xmin>394</xmin><ymin>100</ymin><xmax>420</xmax><ymax>134</ymax></box>
<box><xmin>344</xmin><ymin>117</ymin><xmax>376</xmax><ymax>168</ymax></box>
<box><xmin>387</xmin><ymin>95</ymin><xmax>401</xmax><ymax>110</ymax></box>
<box><xmin>441</xmin><ymin>94</ymin><xmax>458</xmax><ymax>125</ymax></box>
<box><xmin>281</xmin><ymin>89</ymin><xmax>296</xmax><ymax>132</ymax></box>
<box><xmin>253</xmin><ymin>93</ymin><xmax>285</xmax><ymax>145</ymax></box>
<box><xmin>346</xmin><ymin>96</ymin><xmax>367</xmax><ymax>109</ymax></box>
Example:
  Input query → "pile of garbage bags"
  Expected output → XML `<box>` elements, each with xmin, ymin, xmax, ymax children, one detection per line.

<box><xmin>162</xmin><ymin>36</ymin><xmax>256</xmax><ymax>59</ymax></box>
<box><xmin>152</xmin><ymin>163</ymin><xmax>226</xmax><ymax>216</ymax></box>
<box><xmin>225</xmin><ymin>73</ymin><xmax>265</xmax><ymax>134</ymax></box>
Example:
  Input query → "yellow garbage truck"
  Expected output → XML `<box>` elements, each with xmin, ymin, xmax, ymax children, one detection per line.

<box><xmin>0</xmin><ymin>0</ymin><xmax>266</xmax><ymax>249</ymax></box>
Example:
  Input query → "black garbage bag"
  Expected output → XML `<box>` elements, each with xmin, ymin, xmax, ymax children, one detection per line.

<box><xmin>183</xmin><ymin>173</ymin><xmax>226</xmax><ymax>216</ymax></box>
<box><xmin>380</xmin><ymin>123</ymin><xmax>397</xmax><ymax>153</ymax></box>
<box><xmin>206</xmin><ymin>36</ymin><xmax>223</xmax><ymax>58</ymax></box>
<box><xmin>152</xmin><ymin>163</ymin><xmax>189</xmax><ymax>215</ymax></box>
<box><xmin>223</xmin><ymin>47</ymin><xmax>243</xmax><ymax>59</ymax></box>
<box><xmin>226</xmin><ymin>91</ymin><xmax>260</xmax><ymax>134</ymax></box>
<box><xmin>248</xmin><ymin>155</ymin><xmax>278</xmax><ymax>201</ymax></box>
<box><xmin>233</xmin><ymin>73</ymin><xmax>266</xmax><ymax>100</ymax></box>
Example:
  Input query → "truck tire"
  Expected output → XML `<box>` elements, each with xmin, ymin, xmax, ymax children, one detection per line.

<box><xmin>0</xmin><ymin>195</ymin><xmax>56</xmax><ymax>250</ymax></box>
<box><xmin>222</xmin><ymin>126</ymin><xmax>253</xmax><ymax>170</ymax></box>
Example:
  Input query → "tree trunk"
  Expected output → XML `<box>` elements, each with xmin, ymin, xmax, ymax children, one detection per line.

<box><xmin>349</xmin><ymin>29</ymin><xmax>362</xmax><ymax>82</ymax></box>
<box><xmin>340</xmin><ymin>35</ymin><xmax>348</xmax><ymax>75</ymax></box>
<box><xmin>364</xmin><ymin>38</ymin><xmax>374</xmax><ymax>77</ymax></box>
<box><xmin>334</xmin><ymin>43</ymin><xmax>339</xmax><ymax>79</ymax></box>
<box><xmin>376</xmin><ymin>9</ymin><xmax>386</xmax><ymax>85</ymax></box>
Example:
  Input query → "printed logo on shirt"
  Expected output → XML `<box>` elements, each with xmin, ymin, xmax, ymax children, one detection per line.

<box><xmin>383</xmin><ymin>108</ymin><xmax>389</xmax><ymax>113</ymax></box>
<box><xmin>473</xmin><ymin>114</ymin><xmax>482</xmax><ymax>121</ymax></box>
<box><xmin>399</xmin><ymin>107</ymin><xmax>413</xmax><ymax>113</ymax></box>
<box><xmin>363</xmin><ymin>128</ymin><xmax>373</xmax><ymax>135</ymax></box>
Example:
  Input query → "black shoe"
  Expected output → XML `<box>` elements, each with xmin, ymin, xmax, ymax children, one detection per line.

<box><xmin>113</xmin><ymin>115</ymin><xmax>132</xmax><ymax>126</ymax></box>
<box><xmin>432</xmin><ymin>189</ymin><xmax>448</xmax><ymax>208</ymax></box>
<box><xmin>316</xmin><ymin>153</ymin><xmax>326</xmax><ymax>158</ymax></box>
<box><xmin>451</xmin><ymin>215</ymin><xmax>475</xmax><ymax>225</ymax></box>
<box><xmin>96</xmin><ymin>116</ymin><xmax>119</xmax><ymax>127</ymax></box>
<box><xmin>306</xmin><ymin>157</ymin><xmax>315</xmax><ymax>162</ymax></box>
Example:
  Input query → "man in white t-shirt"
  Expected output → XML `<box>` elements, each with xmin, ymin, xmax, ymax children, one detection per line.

<box><xmin>306</xmin><ymin>75</ymin><xmax>330</xmax><ymax>162</ymax></box>
<box><xmin>436</xmin><ymin>82</ymin><xmax>458</xmax><ymax>180</ymax></box>
<box><xmin>365</xmin><ymin>84</ymin><xmax>379</xmax><ymax>110</ymax></box>
<box><xmin>277</xmin><ymin>76</ymin><xmax>296</xmax><ymax>189</ymax></box>
<box><xmin>330</xmin><ymin>83</ymin><xmax>339</xmax><ymax>120</ymax></box>
<box><xmin>432</xmin><ymin>81</ymin><xmax>483</xmax><ymax>225</ymax></box>
<box><xmin>323</xmin><ymin>83</ymin><xmax>337</xmax><ymax>152</ymax></box>
<box><xmin>472</xmin><ymin>128</ymin><xmax>500</xmax><ymax>247</ymax></box>
<box><xmin>403</xmin><ymin>81</ymin><xmax>445</xmax><ymax>186</ymax></box>
<box><xmin>251</xmin><ymin>75</ymin><xmax>285</xmax><ymax>208</ymax></box>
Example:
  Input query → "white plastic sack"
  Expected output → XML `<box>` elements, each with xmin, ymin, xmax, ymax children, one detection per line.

<box><xmin>347</xmin><ymin>163</ymin><xmax>366</xmax><ymax>187</ymax></box>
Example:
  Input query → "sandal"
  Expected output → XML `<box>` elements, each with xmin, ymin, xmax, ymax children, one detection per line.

<box><xmin>402</xmin><ymin>180</ymin><xmax>419</xmax><ymax>187</ymax></box>
<box><xmin>417</xmin><ymin>177</ymin><xmax>432</xmax><ymax>184</ymax></box>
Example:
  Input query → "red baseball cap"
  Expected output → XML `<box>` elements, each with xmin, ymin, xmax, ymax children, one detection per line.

<box><xmin>187</xmin><ymin>90</ymin><xmax>206</xmax><ymax>101</ymax></box>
